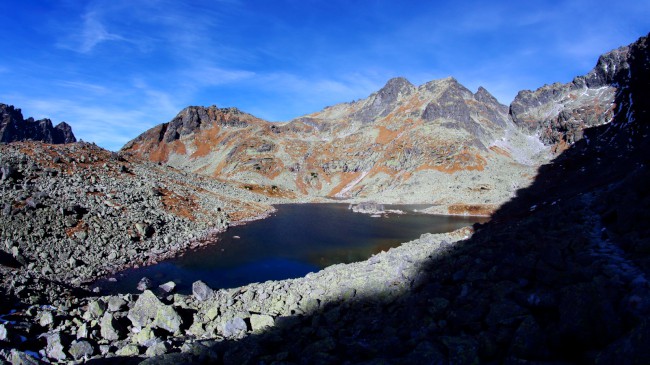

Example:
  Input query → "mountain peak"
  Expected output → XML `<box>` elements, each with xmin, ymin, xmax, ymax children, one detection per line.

<box><xmin>421</xmin><ymin>76</ymin><xmax>467</xmax><ymax>93</ymax></box>
<box><xmin>0</xmin><ymin>103</ymin><xmax>76</xmax><ymax>144</ymax></box>
<box><xmin>382</xmin><ymin>77</ymin><xmax>414</xmax><ymax>90</ymax></box>
<box><xmin>474</xmin><ymin>86</ymin><xmax>501</xmax><ymax>105</ymax></box>
<box><xmin>377</xmin><ymin>77</ymin><xmax>416</xmax><ymax>99</ymax></box>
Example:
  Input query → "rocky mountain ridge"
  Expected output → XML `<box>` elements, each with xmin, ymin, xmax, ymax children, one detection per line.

<box><xmin>123</xmin><ymin>38</ymin><xmax>641</xmax><ymax>214</ymax></box>
<box><xmin>0</xmin><ymin>104</ymin><xmax>76</xmax><ymax>144</ymax></box>
<box><xmin>509</xmin><ymin>44</ymin><xmax>631</xmax><ymax>150</ymax></box>
<box><xmin>123</xmin><ymin>76</ymin><xmax>546</xmax><ymax>215</ymax></box>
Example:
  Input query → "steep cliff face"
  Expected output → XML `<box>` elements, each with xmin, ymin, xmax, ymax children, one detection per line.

<box><xmin>509</xmin><ymin>43</ymin><xmax>634</xmax><ymax>150</ymax></box>
<box><xmin>0</xmin><ymin>104</ymin><xmax>76</xmax><ymax>144</ymax></box>
<box><xmin>123</xmin><ymin>77</ymin><xmax>542</xmax><ymax>209</ymax></box>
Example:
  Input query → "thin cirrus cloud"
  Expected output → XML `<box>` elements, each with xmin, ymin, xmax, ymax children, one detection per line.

<box><xmin>181</xmin><ymin>67</ymin><xmax>257</xmax><ymax>88</ymax></box>
<box><xmin>57</xmin><ymin>11</ymin><xmax>128</xmax><ymax>53</ymax></box>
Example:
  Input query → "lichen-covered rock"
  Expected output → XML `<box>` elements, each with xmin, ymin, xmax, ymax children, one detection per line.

<box><xmin>137</xmin><ymin>277</ymin><xmax>153</xmax><ymax>291</ymax></box>
<box><xmin>127</xmin><ymin>290</ymin><xmax>182</xmax><ymax>333</ymax></box>
<box><xmin>69</xmin><ymin>340</ymin><xmax>94</xmax><ymax>360</ymax></box>
<box><xmin>128</xmin><ymin>290</ymin><xmax>163</xmax><ymax>328</ymax></box>
<box><xmin>145</xmin><ymin>341</ymin><xmax>169</xmax><ymax>357</ymax></box>
<box><xmin>39</xmin><ymin>311</ymin><xmax>54</xmax><ymax>327</ymax></box>
<box><xmin>75</xmin><ymin>322</ymin><xmax>88</xmax><ymax>339</ymax></box>
<box><xmin>10</xmin><ymin>350</ymin><xmax>42</xmax><ymax>365</ymax></box>
<box><xmin>116</xmin><ymin>343</ymin><xmax>140</xmax><ymax>356</ymax></box>
<box><xmin>192</xmin><ymin>280</ymin><xmax>213</xmax><ymax>301</ymax></box>
<box><xmin>153</xmin><ymin>305</ymin><xmax>183</xmax><ymax>334</ymax></box>
<box><xmin>0</xmin><ymin>323</ymin><xmax>7</xmax><ymax>341</ymax></box>
<box><xmin>221</xmin><ymin>317</ymin><xmax>247</xmax><ymax>339</ymax></box>
<box><xmin>159</xmin><ymin>281</ymin><xmax>176</xmax><ymax>293</ymax></box>
<box><xmin>100</xmin><ymin>312</ymin><xmax>123</xmax><ymax>341</ymax></box>
<box><xmin>107</xmin><ymin>296</ymin><xmax>127</xmax><ymax>312</ymax></box>
<box><xmin>133</xmin><ymin>326</ymin><xmax>157</xmax><ymax>346</ymax></box>
<box><xmin>86</xmin><ymin>299</ymin><xmax>106</xmax><ymax>319</ymax></box>
<box><xmin>45</xmin><ymin>332</ymin><xmax>67</xmax><ymax>361</ymax></box>
<box><xmin>250</xmin><ymin>314</ymin><xmax>274</xmax><ymax>332</ymax></box>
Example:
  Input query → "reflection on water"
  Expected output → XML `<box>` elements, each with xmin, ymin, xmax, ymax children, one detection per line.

<box><xmin>94</xmin><ymin>204</ymin><xmax>487</xmax><ymax>295</ymax></box>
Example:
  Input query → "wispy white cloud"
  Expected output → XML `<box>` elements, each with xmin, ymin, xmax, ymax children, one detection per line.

<box><xmin>5</xmin><ymin>0</ymin><xmax>646</xmax><ymax>150</ymax></box>
<box><xmin>78</xmin><ymin>11</ymin><xmax>125</xmax><ymax>52</ymax></box>
<box><xmin>56</xmin><ymin>80</ymin><xmax>110</xmax><ymax>95</ymax></box>
<box><xmin>12</xmin><ymin>98</ymin><xmax>146</xmax><ymax>148</ymax></box>
<box><xmin>57</xmin><ymin>10</ymin><xmax>128</xmax><ymax>53</ymax></box>
<box><xmin>131</xmin><ymin>79</ymin><xmax>182</xmax><ymax>117</ymax></box>
<box><xmin>181</xmin><ymin>66</ymin><xmax>256</xmax><ymax>88</ymax></box>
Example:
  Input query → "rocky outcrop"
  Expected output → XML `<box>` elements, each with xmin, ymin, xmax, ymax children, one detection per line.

<box><xmin>351</xmin><ymin>77</ymin><xmax>417</xmax><ymax>123</ymax></box>
<box><xmin>509</xmin><ymin>42</ymin><xmax>634</xmax><ymax>148</ymax></box>
<box><xmin>0</xmin><ymin>104</ymin><xmax>76</xmax><ymax>144</ymax></box>
<box><xmin>122</xmin><ymin>106</ymin><xmax>259</xmax><ymax>148</ymax></box>
<box><xmin>510</xmin><ymin>33</ymin><xmax>649</xmax><ymax>151</ymax></box>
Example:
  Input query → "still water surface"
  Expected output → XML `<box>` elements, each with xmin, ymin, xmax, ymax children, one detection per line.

<box><xmin>94</xmin><ymin>204</ymin><xmax>487</xmax><ymax>294</ymax></box>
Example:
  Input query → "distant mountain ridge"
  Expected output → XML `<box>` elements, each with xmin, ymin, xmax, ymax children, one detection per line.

<box><xmin>0</xmin><ymin>103</ymin><xmax>76</xmax><ymax>144</ymax></box>
<box><xmin>124</xmin><ymin>33</ymin><xmax>647</xmax><ymax>210</ymax></box>
<box><xmin>122</xmin><ymin>76</ymin><xmax>542</xmax><ymax>211</ymax></box>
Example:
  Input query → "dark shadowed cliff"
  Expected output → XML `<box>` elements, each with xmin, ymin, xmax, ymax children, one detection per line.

<box><xmin>1</xmin><ymin>103</ymin><xmax>76</xmax><ymax>144</ymax></box>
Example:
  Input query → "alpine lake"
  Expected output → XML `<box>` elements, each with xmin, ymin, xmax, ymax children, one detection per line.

<box><xmin>93</xmin><ymin>204</ymin><xmax>488</xmax><ymax>295</ymax></box>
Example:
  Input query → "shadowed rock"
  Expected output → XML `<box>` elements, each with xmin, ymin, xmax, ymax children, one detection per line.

<box><xmin>0</xmin><ymin>103</ymin><xmax>76</xmax><ymax>144</ymax></box>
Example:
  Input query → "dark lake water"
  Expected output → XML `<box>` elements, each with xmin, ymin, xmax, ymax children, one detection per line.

<box><xmin>93</xmin><ymin>204</ymin><xmax>487</xmax><ymax>295</ymax></box>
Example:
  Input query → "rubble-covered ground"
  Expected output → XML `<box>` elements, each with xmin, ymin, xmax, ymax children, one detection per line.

<box><xmin>0</xmin><ymin>141</ymin><xmax>289</xmax><ymax>307</ymax></box>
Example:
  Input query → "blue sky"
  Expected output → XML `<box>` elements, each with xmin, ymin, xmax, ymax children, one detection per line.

<box><xmin>1</xmin><ymin>1</ymin><xmax>648</xmax><ymax>151</ymax></box>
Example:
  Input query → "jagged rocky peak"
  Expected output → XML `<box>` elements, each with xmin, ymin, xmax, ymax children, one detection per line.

<box><xmin>378</xmin><ymin>77</ymin><xmax>416</xmax><ymax>97</ymax></box>
<box><xmin>575</xmin><ymin>45</ymin><xmax>631</xmax><ymax>88</ymax></box>
<box><xmin>420</xmin><ymin>78</ymin><xmax>508</xmax><ymax>130</ymax></box>
<box><xmin>0</xmin><ymin>103</ymin><xmax>76</xmax><ymax>144</ymax></box>
<box><xmin>509</xmin><ymin>34</ymin><xmax>649</xmax><ymax>148</ymax></box>
<box><xmin>158</xmin><ymin>105</ymin><xmax>255</xmax><ymax>143</ymax></box>
<box><xmin>421</xmin><ymin>76</ymin><xmax>468</xmax><ymax>94</ymax></box>
<box><xmin>351</xmin><ymin>77</ymin><xmax>416</xmax><ymax>124</ymax></box>
<box><xmin>474</xmin><ymin>86</ymin><xmax>501</xmax><ymax>105</ymax></box>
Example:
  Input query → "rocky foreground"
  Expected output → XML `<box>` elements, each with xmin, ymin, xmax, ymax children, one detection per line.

<box><xmin>0</xmin><ymin>141</ymin><xmax>289</xmax><ymax>307</ymax></box>
<box><xmin>1</xmin><ymin>135</ymin><xmax>649</xmax><ymax>364</ymax></box>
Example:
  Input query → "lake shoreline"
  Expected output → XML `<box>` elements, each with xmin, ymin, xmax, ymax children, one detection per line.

<box><xmin>91</xmin><ymin>203</ymin><xmax>485</xmax><ymax>295</ymax></box>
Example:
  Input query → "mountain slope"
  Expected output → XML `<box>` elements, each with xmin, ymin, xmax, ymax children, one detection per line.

<box><xmin>124</xmin><ymin>36</ymin><xmax>647</xmax><ymax>216</ymax></box>
<box><xmin>123</xmin><ymin>78</ymin><xmax>546</xmax><ymax>214</ymax></box>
